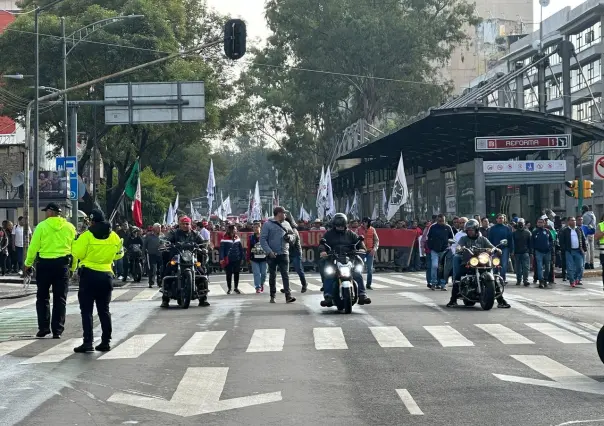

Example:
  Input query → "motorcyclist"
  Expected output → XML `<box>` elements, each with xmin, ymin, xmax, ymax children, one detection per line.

<box><xmin>160</xmin><ymin>216</ymin><xmax>210</xmax><ymax>308</ymax></box>
<box><xmin>122</xmin><ymin>226</ymin><xmax>143</xmax><ymax>282</ymax></box>
<box><xmin>318</xmin><ymin>213</ymin><xmax>371</xmax><ymax>308</ymax></box>
<box><xmin>446</xmin><ymin>219</ymin><xmax>511</xmax><ymax>309</ymax></box>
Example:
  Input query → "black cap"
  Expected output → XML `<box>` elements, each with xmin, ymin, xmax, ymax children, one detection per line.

<box><xmin>42</xmin><ymin>202</ymin><xmax>61</xmax><ymax>213</ymax></box>
<box><xmin>89</xmin><ymin>209</ymin><xmax>105</xmax><ymax>223</ymax></box>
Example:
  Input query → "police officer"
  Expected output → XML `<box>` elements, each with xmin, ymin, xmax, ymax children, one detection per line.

<box><xmin>24</xmin><ymin>202</ymin><xmax>76</xmax><ymax>338</ymax></box>
<box><xmin>71</xmin><ymin>209</ymin><xmax>124</xmax><ymax>353</ymax></box>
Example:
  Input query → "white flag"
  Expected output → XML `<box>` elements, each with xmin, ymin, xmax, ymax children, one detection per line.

<box><xmin>349</xmin><ymin>191</ymin><xmax>359</xmax><ymax>220</ymax></box>
<box><xmin>167</xmin><ymin>202</ymin><xmax>174</xmax><ymax>225</ymax></box>
<box><xmin>345</xmin><ymin>198</ymin><xmax>350</xmax><ymax>215</ymax></box>
<box><xmin>387</xmin><ymin>153</ymin><xmax>409</xmax><ymax>220</ymax></box>
<box><xmin>316</xmin><ymin>166</ymin><xmax>325</xmax><ymax>210</ymax></box>
<box><xmin>301</xmin><ymin>207</ymin><xmax>311</xmax><ymax>222</ymax></box>
<box><xmin>371</xmin><ymin>203</ymin><xmax>379</xmax><ymax>220</ymax></box>
<box><xmin>299</xmin><ymin>203</ymin><xmax>304</xmax><ymax>221</ymax></box>
<box><xmin>251</xmin><ymin>181</ymin><xmax>262</xmax><ymax>221</ymax></box>
<box><xmin>382</xmin><ymin>187</ymin><xmax>388</xmax><ymax>217</ymax></box>
<box><xmin>325</xmin><ymin>167</ymin><xmax>336</xmax><ymax>219</ymax></box>
<box><xmin>162</xmin><ymin>210</ymin><xmax>167</xmax><ymax>225</ymax></box>
<box><xmin>173</xmin><ymin>192</ymin><xmax>180</xmax><ymax>223</ymax></box>
<box><xmin>206</xmin><ymin>159</ymin><xmax>215</xmax><ymax>215</ymax></box>
<box><xmin>316</xmin><ymin>166</ymin><xmax>328</xmax><ymax>220</ymax></box>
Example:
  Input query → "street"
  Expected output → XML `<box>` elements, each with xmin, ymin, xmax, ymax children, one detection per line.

<box><xmin>1</xmin><ymin>272</ymin><xmax>603</xmax><ymax>425</ymax></box>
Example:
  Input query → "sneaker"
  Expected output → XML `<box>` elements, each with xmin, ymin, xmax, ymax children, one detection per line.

<box><xmin>36</xmin><ymin>330</ymin><xmax>50</xmax><ymax>338</ymax></box>
<box><xmin>570</xmin><ymin>280</ymin><xmax>577</xmax><ymax>288</ymax></box>
<box><xmin>280</xmin><ymin>288</ymin><xmax>285</xmax><ymax>293</ymax></box>
<box><xmin>73</xmin><ymin>344</ymin><xmax>94</xmax><ymax>353</ymax></box>
<box><xmin>234</xmin><ymin>288</ymin><xmax>241</xmax><ymax>294</ymax></box>
<box><xmin>52</xmin><ymin>334</ymin><xmax>61</xmax><ymax>339</ymax></box>
<box><xmin>358</xmin><ymin>295</ymin><xmax>372</xmax><ymax>305</ymax></box>
<box><xmin>270</xmin><ymin>296</ymin><xmax>276</xmax><ymax>303</ymax></box>
<box><xmin>301</xmin><ymin>284</ymin><xmax>307</xmax><ymax>293</ymax></box>
<box><xmin>117</xmin><ymin>276</ymin><xmax>123</xmax><ymax>280</ymax></box>
<box><xmin>261</xmin><ymin>286</ymin><xmax>265</xmax><ymax>293</ymax></box>
<box><xmin>286</xmin><ymin>295</ymin><xmax>296</xmax><ymax>303</ymax></box>
<box><xmin>95</xmin><ymin>342</ymin><xmax>111</xmax><ymax>352</ymax></box>
<box><xmin>366</xmin><ymin>285</ymin><xmax>373</xmax><ymax>290</ymax></box>
<box><xmin>516</xmin><ymin>281</ymin><xmax>521</xmax><ymax>286</ymax></box>
<box><xmin>497</xmin><ymin>301</ymin><xmax>511</xmax><ymax>308</ymax></box>
<box><xmin>446</xmin><ymin>300</ymin><xmax>458</xmax><ymax>308</ymax></box>
<box><xmin>440</xmin><ymin>286</ymin><xmax>447</xmax><ymax>291</ymax></box>
<box><xmin>160</xmin><ymin>300</ymin><xmax>169</xmax><ymax>308</ymax></box>
<box><xmin>227</xmin><ymin>290</ymin><xmax>231</xmax><ymax>295</ymax></box>
<box><xmin>523</xmin><ymin>281</ymin><xmax>530</xmax><ymax>287</ymax></box>
<box><xmin>256</xmin><ymin>288</ymin><xmax>261</xmax><ymax>294</ymax></box>
<box><xmin>199</xmin><ymin>300</ymin><xmax>210</xmax><ymax>307</ymax></box>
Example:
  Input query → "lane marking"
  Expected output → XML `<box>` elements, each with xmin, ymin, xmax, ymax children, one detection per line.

<box><xmin>208</xmin><ymin>284</ymin><xmax>228</xmax><ymax>295</ymax></box>
<box><xmin>66</xmin><ymin>294</ymin><xmax>79</xmax><ymax>305</ymax></box>
<box><xmin>246</xmin><ymin>329</ymin><xmax>286</xmax><ymax>352</ymax></box>
<box><xmin>99</xmin><ymin>334</ymin><xmax>165</xmax><ymax>360</ymax></box>
<box><xmin>20</xmin><ymin>338</ymin><xmax>81</xmax><ymax>364</ymax></box>
<box><xmin>372</xmin><ymin>276</ymin><xmax>416</xmax><ymax>287</ymax></box>
<box><xmin>475</xmin><ymin>324</ymin><xmax>534</xmax><ymax>345</ymax></box>
<box><xmin>424</xmin><ymin>325</ymin><xmax>474</xmax><ymax>347</ymax></box>
<box><xmin>175</xmin><ymin>331</ymin><xmax>226</xmax><ymax>356</ymax></box>
<box><xmin>236</xmin><ymin>283</ymin><xmax>258</xmax><ymax>294</ymax></box>
<box><xmin>526</xmin><ymin>323</ymin><xmax>591</xmax><ymax>344</ymax></box>
<box><xmin>313</xmin><ymin>327</ymin><xmax>348</xmax><ymax>350</ymax></box>
<box><xmin>366</xmin><ymin>282</ymin><xmax>390</xmax><ymax>289</ymax></box>
<box><xmin>398</xmin><ymin>292</ymin><xmax>447</xmax><ymax>313</ymax></box>
<box><xmin>369</xmin><ymin>326</ymin><xmax>413</xmax><ymax>348</ymax></box>
<box><xmin>396</xmin><ymin>389</ymin><xmax>424</xmax><ymax>415</ymax></box>
<box><xmin>3</xmin><ymin>297</ymin><xmax>36</xmax><ymax>309</ymax></box>
<box><xmin>0</xmin><ymin>339</ymin><xmax>35</xmax><ymax>356</ymax></box>
<box><xmin>110</xmin><ymin>289</ymin><xmax>129</xmax><ymax>301</ymax></box>
<box><xmin>131</xmin><ymin>288</ymin><xmax>160</xmax><ymax>301</ymax></box>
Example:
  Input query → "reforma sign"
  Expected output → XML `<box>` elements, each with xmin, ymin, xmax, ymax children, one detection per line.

<box><xmin>475</xmin><ymin>134</ymin><xmax>571</xmax><ymax>152</ymax></box>
<box><xmin>104</xmin><ymin>81</ymin><xmax>205</xmax><ymax>125</ymax></box>
<box><xmin>483</xmin><ymin>160</ymin><xmax>566</xmax><ymax>173</ymax></box>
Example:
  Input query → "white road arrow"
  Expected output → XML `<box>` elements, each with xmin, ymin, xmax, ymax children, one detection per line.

<box><xmin>494</xmin><ymin>355</ymin><xmax>604</xmax><ymax>395</ymax></box>
<box><xmin>108</xmin><ymin>367</ymin><xmax>282</xmax><ymax>417</ymax></box>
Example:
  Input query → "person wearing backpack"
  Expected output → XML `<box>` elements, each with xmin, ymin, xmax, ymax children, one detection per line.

<box><xmin>220</xmin><ymin>224</ymin><xmax>244</xmax><ymax>294</ymax></box>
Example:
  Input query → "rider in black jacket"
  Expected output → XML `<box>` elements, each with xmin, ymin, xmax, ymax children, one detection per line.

<box><xmin>160</xmin><ymin>216</ymin><xmax>209</xmax><ymax>308</ymax></box>
<box><xmin>318</xmin><ymin>213</ymin><xmax>371</xmax><ymax>308</ymax></box>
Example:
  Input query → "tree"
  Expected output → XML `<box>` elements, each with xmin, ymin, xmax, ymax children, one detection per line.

<box><xmin>238</xmin><ymin>0</ymin><xmax>479</xmax><ymax>200</ymax></box>
<box><xmin>139</xmin><ymin>166</ymin><xmax>175</xmax><ymax>225</ymax></box>
<box><xmin>0</xmin><ymin>0</ymin><xmax>239</xmax><ymax>215</ymax></box>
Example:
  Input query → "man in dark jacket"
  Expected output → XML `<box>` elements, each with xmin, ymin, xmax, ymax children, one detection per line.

<box><xmin>488</xmin><ymin>214</ymin><xmax>514</xmax><ymax>282</ymax></box>
<box><xmin>425</xmin><ymin>213</ymin><xmax>454</xmax><ymax>290</ymax></box>
<box><xmin>512</xmin><ymin>218</ymin><xmax>532</xmax><ymax>286</ymax></box>
<box><xmin>559</xmin><ymin>216</ymin><xmax>587</xmax><ymax>287</ymax></box>
<box><xmin>143</xmin><ymin>223</ymin><xmax>163</xmax><ymax>288</ymax></box>
<box><xmin>319</xmin><ymin>213</ymin><xmax>371</xmax><ymax>309</ymax></box>
<box><xmin>532</xmin><ymin>217</ymin><xmax>554</xmax><ymax>288</ymax></box>
<box><xmin>122</xmin><ymin>227</ymin><xmax>143</xmax><ymax>282</ymax></box>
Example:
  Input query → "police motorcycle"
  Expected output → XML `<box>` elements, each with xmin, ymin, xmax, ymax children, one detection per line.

<box><xmin>128</xmin><ymin>244</ymin><xmax>144</xmax><ymax>283</ymax></box>
<box><xmin>320</xmin><ymin>237</ymin><xmax>365</xmax><ymax>314</ymax></box>
<box><xmin>160</xmin><ymin>240</ymin><xmax>210</xmax><ymax>309</ymax></box>
<box><xmin>452</xmin><ymin>239</ymin><xmax>507</xmax><ymax>311</ymax></box>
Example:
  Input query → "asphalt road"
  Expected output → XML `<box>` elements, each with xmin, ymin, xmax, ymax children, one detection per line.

<box><xmin>1</xmin><ymin>272</ymin><xmax>604</xmax><ymax>426</ymax></box>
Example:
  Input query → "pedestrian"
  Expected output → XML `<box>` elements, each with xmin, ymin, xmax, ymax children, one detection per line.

<box><xmin>425</xmin><ymin>213</ymin><xmax>454</xmax><ymax>290</ymax></box>
<box><xmin>357</xmin><ymin>217</ymin><xmax>379</xmax><ymax>289</ymax></box>
<box><xmin>71</xmin><ymin>209</ymin><xmax>124</xmax><ymax>353</ymax></box>
<box><xmin>479</xmin><ymin>217</ymin><xmax>490</xmax><ymax>238</ymax></box>
<box><xmin>24</xmin><ymin>203</ymin><xmax>76</xmax><ymax>339</ymax></box>
<box><xmin>0</xmin><ymin>226</ymin><xmax>8</xmax><ymax>275</ymax></box>
<box><xmin>408</xmin><ymin>220</ymin><xmax>422</xmax><ymax>272</ymax></box>
<box><xmin>247</xmin><ymin>221</ymin><xmax>267</xmax><ymax>293</ymax></box>
<box><xmin>12</xmin><ymin>216</ymin><xmax>31</xmax><ymax>274</ymax></box>
<box><xmin>488</xmin><ymin>214</ymin><xmax>514</xmax><ymax>283</ymax></box>
<box><xmin>512</xmin><ymin>218</ymin><xmax>531</xmax><ymax>286</ymax></box>
<box><xmin>220</xmin><ymin>224</ymin><xmax>244</xmax><ymax>294</ymax></box>
<box><xmin>284</xmin><ymin>212</ymin><xmax>308</xmax><ymax>293</ymax></box>
<box><xmin>143</xmin><ymin>223</ymin><xmax>163</xmax><ymax>288</ymax></box>
<box><xmin>582</xmin><ymin>205</ymin><xmax>597</xmax><ymax>269</ymax></box>
<box><xmin>532</xmin><ymin>217</ymin><xmax>553</xmax><ymax>288</ymax></box>
<box><xmin>260</xmin><ymin>206</ymin><xmax>297</xmax><ymax>304</ymax></box>
<box><xmin>5</xmin><ymin>221</ymin><xmax>16</xmax><ymax>273</ymax></box>
<box><xmin>559</xmin><ymin>216</ymin><xmax>587</xmax><ymax>288</ymax></box>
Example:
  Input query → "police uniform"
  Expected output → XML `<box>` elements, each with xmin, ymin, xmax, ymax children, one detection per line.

<box><xmin>24</xmin><ymin>202</ymin><xmax>76</xmax><ymax>338</ymax></box>
<box><xmin>71</xmin><ymin>209</ymin><xmax>124</xmax><ymax>353</ymax></box>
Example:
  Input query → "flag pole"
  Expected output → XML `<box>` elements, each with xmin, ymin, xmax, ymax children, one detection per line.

<box><xmin>109</xmin><ymin>157</ymin><xmax>140</xmax><ymax>224</ymax></box>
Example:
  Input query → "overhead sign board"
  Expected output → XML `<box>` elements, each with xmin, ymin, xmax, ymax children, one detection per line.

<box><xmin>475</xmin><ymin>134</ymin><xmax>571</xmax><ymax>152</ymax></box>
<box><xmin>594</xmin><ymin>155</ymin><xmax>604</xmax><ymax>180</ymax></box>
<box><xmin>56</xmin><ymin>156</ymin><xmax>78</xmax><ymax>200</ymax></box>
<box><xmin>104</xmin><ymin>81</ymin><xmax>205</xmax><ymax>125</ymax></box>
<box><xmin>483</xmin><ymin>160</ymin><xmax>566</xmax><ymax>173</ymax></box>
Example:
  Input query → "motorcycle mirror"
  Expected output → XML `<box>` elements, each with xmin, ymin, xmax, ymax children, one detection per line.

<box><xmin>448</xmin><ymin>238</ymin><xmax>456</xmax><ymax>244</ymax></box>
<box><xmin>320</xmin><ymin>238</ymin><xmax>327</xmax><ymax>245</ymax></box>
<box><xmin>500</xmin><ymin>239</ymin><xmax>508</xmax><ymax>246</ymax></box>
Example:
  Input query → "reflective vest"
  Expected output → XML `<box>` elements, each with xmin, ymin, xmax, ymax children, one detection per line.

<box><xmin>599</xmin><ymin>222</ymin><xmax>604</xmax><ymax>249</ymax></box>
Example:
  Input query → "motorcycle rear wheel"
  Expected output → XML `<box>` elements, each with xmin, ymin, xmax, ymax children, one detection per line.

<box><xmin>179</xmin><ymin>270</ymin><xmax>193</xmax><ymax>309</ymax></box>
<box><xmin>597</xmin><ymin>326</ymin><xmax>604</xmax><ymax>364</ymax></box>
<box><xmin>480</xmin><ymin>279</ymin><xmax>496</xmax><ymax>311</ymax></box>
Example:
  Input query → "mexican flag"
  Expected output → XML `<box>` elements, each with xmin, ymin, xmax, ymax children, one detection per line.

<box><xmin>125</xmin><ymin>160</ymin><xmax>143</xmax><ymax>227</ymax></box>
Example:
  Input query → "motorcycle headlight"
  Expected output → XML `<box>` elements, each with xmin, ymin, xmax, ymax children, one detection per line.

<box><xmin>492</xmin><ymin>257</ymin><xmax>501</xmax><ymax>266</ymax></box>
<box><xmin>469</xmin><ymin>257</ymin><xmax>479</xmax><ymax>267</ymax></box>
<box><xmin>339</xmin><ymin>266</ymin><xmax>351</xmax><ymax>277</ymax></box>
<box><xmin>354</xmin><ymin>264</ymin><xmax>363</xmax><ymax>273</ymax></box>
<box><xmin>478</xmin><ymin>253</ymin><xmax>490</xmax><ymax>265</ymax></box>
<box><xmin>325</xmin><ymin>265</ymin><xmax>335</xmax><ymax>275</ymax></box>
<box><xmin>170</xmin><ymin>259</ymin><xmax>177</xmax><ymax>266</ymax></box>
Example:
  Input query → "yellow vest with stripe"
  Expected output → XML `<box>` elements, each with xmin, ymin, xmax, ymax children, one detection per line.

<box><xmin>599</xmin><ymin>222</ymin><xmax>604</xmax><ymax>247</ymax></box>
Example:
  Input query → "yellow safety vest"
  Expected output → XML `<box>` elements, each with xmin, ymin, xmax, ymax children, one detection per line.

<box><xmin>599</xmin><ymin>222</ymin><xmax>604</xmax><ymax>246</ymax></box>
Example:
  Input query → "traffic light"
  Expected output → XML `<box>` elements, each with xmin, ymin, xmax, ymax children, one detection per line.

<box><xmin>224</xmin><ymin>19</ymin><xmax>246</xmax><ymax>60</ymax></box>
<box><xmin>583</xmin><ymin>180</ymin><xmax>594</xmax><ymax>198</ymax></box>
<box><xmin>565</xmin><ymin>180</ymin><xmax>579</xmax><ymax>198</ymax></box>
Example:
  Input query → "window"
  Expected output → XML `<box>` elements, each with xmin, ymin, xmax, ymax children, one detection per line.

<box><xmin>572</xmin><ymin>97</ymin><xmax>602</xmax><ymax>122</ymax></box>
<box><xmin>546</xmin><ymin>77</ymin><xmax>562</xmax><ymax>100</ymax></box>
<box><xmin>524</xmin><ymin>87</ymin><xmax>538</xmax><ymax>108</ymax></box>
<box><xmin>570</xmin><ymin>21</ymin><xmax>602</xmax><ymax>53</ymax></box>
<box><xmin>545</xmin><ymin>45</ymin><xmax>561</xmax><ymax>66</ymax></box>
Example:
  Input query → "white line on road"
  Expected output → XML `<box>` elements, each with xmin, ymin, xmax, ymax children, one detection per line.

<box><xmin>20</xmin><ymin>338</ymin><xmax>81</xmax><ymax>364</ymax></box>
<box><xmin>131</xmin><ymin>288</ymin><xmax>160</xmax><ymax>301</ymax></box>
<box><xmin>525</xmin><ymin>323</ymin><xmax>591</xmax><ymax>344</ymax></box>
<box><xmin>236</xmin><ymin>283</ymin><xmax>258</xmax><ymax>294</ymax></box>
<box><xmin>512</xmin><ymin>355</ymin><xmax>595</xmax><ymax>384</ymax></box>
<box><xmin>313</xmin><ymin>327</ymin><xmax>348</xmax><ymax>350</ymax></box>
<box><xmin>110</xmin><ymin>289</ymin><xmax>129</xmax><ymax>301</ymax></box>
<box><xmin>246</xmin><ymin>329</ymin><xmax>286</xmax><ymax>352</ymax></box>
<box><xmin>66</xmin><ymin>293</ymin><xmax>79</xmax><ymax>304</ymax></box>
<box><xmin>475</xmin><ymin>324</ymin><xmax>534</xmax><ymax>345</ymax></box>
<box><xmin>209</xmin><ymin>284</ymin><xmax>228</xmax><ymax>295</ymax></box>
<box><xmin>175</xmin><ymin>331</ymin><xmax>226</xmax><ymax>356</ymax></box>
<box><xmin>369</xmin><ymin>326</ymin><xmax>413</xmax><ymax>348</ymax></box>
<box><xmin>372</xmin><ymin>276</ymin><xmax>416</xmax><ymax>287</ymax></box>
<box><xmin>424</xmin><ymin>325</ymin><xmax>474</xmax><ymax>347</ymax></box>
<box><xmin>579</xmin><ymin>322</ymin><xmax>603</xmax><ymax>332</ymax></box>
<box><xmin>0</xmin><ymin>339</ymin><xmax>35</xmax><ymax>357</ymax></box>
<box><xmin>366</xmin><ymin>282</ymin><xmax>390</xmax><ymax>289</ymax></box>
<box><xmin>3</xmin><ymin>297</ymin><xmax>36</xmax><ymax>309</ymax></box>
<box><xmin>396</xmin><ymin>389</ymin><xmax>424</xmax><ymax>415</ymax></box>
<box><xmin>99</xmin><ymin>334</ymin><xmax>165</xmax><ymax>360</ymax></box>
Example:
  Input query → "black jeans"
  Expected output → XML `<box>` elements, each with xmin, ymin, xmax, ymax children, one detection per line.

<box><xmin>148</xmin><ymin>254</ymin><xmax>162</xmax><ymax>285</ymax></box>
<box><xmin>79</xmin><ymin>268</ymin><xmax>113</xmax><ymax>344</ymax></box>
<box><xmin>268</xmin><ymin>254</ymin><xmax>291</xmax><ymax>297</ymax></box>
<box><xmin>225</xmin><ymin>263</ymin><xmax>241</xmax><ymax>290</ymax></box>
<box><xmin>0</xmin><ymin>250</ymin><xmax>7</xmax><ymax>274</ymax></box>
<box><xmin>36</xmin><ymin>257</ymin><xmax>70</xmax><ymax>335</ymax></box>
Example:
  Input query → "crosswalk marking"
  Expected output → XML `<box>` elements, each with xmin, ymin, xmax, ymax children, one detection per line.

<box><xmin>366</xmin><ymin>282</ymin><xmax>389</xmax><ymax>289</ymax></box>
<box><xmin>579</xmin><ymin>322</ymin><xmax>603</xmax><ymax>332</ymax></box>
<box><xmin>396</xmin><ymin>389</ymin><xmax>424</xmax><ymax>415</ymax></box>
<box><xmin>175</xmin><ymin>331</ymin><xmax>226</xmax><ymax>356</ymax></box>
<box><xmin>4</xmin><ymin>297</ymin><xmax>36</xmax><ymax>309</ymax></box>
<box><xmin>424</xmin><ymin>326</ymin><xmax>474</xmax><ymax>347</ymax></box>
<box><xmin>475</xmin><ymin>324</ymin><xmax>534</xmax><ymax>345</ymax></box>
<box><xmin>20</xmin><ymin>338</ymin><xmax>81</xmax><ymax>364</ymax></box>
<box><xmin>131</xmin><ymin>288</ymin><xmax>159</xmax><ymax>301</ymax></box>
<box><xmin>66</xmin><ymin>293</ymin><xmax>79</xmax><ymax>305</ymax></box>
<box><xmin>372</xmin><ymin>276</ymin><xmax>416</xmax><ymax>287</ymax></box>
<box><xmin>525</xmin><ymin>323</ymin><xmax>591</xmax><ymax>344</ymax></box>
<box><xmin>237</xmin><ymin>283</ymin><xmax>258</xmax><ymax>294</ymax></box>
<box><xmin>246</xmin><ymin>329</ymin><xmax>286</xmax><ymax>352</ymax></box>
<box><xmin>304</xmin><ymin>283</ymin><xmax>322</xmax><ymax>291</ymax></box>
<box><xmin>0</xmin><ymin>339</ymin><xmax>35</xmax><ymax>356</ymax></box>
<box><xmin>314</xmin><ymin>327</ymin><xmax>347</xmax><ymax>350</ymax></box>
<box><xmin>209</xmin><ymin>284</ymin><xmax>228</xmax><ymax>295</ymax></box>
<box><xmin>99</xmin><ymin>334</ymin><xmax>165</xmax><ymax>360</ymax></box>
<box><xmin>111</xmin><ymin>289</ymin><xmax>129</xmax><ymax>301</ymax></box>
<box><xmin>369</xmin><ymin>326</ymin><xmax>413</xmax><ymax>348</ymax></box>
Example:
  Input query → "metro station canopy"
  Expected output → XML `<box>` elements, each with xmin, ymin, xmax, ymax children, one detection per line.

<box><xmin>337</xmin><ymin>107</ymin><xmax>604</xmax><ymax>170</ymax></box>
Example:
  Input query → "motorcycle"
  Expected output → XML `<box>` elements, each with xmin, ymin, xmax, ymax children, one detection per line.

<box><xmin>128</xmin><ymin>244</ymin><xmax>144</xmax><ymax>283</ymax></box>
<box><xmin>453</xmin><ymin>239</ymin><xmax>507</xmax><ymax>311</ymax></box>
<box><xmin>320</xmin><ymin>237</ymin><xmax>365</xmax><ymax>314</ymax></box>
<box><xmin>160</xmin><ymin>241</ymin><xmax>209</xmax><ymax>309</ymax></box>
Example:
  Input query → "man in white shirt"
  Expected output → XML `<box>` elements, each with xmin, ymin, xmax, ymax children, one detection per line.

<box><xmin>560</xmin><ymin>217</ymin><xmax>587</xmax><ymax>288</ymax></box>
<box><xmin>12</xmin><ymin>216</ymin><xmax>31</xmax><ymax>273</ymax></box>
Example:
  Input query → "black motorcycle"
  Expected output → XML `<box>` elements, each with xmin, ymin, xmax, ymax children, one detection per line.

<box><xmin>320</xmin><ymin>238</ymin><xmax>365</xmax><ymax>314</ymax></box>
<box><xmin>597</xmin><ymin>326</ymin><xmax>604</xmax><ymax>364</ymax></box>
<box><xmin>161</xmin><ymin>241</ymin><xmax>209</xmax><ymax>309</ymax></box>
<box><xmin>454</xmin><ymin>239</ymin><xmax>507</xmax><ymax>311</ymax></box>
<box><xmin>128</xmin><ymin>244</ymin><xmax>144</xmax><ymax>283</ymax></box>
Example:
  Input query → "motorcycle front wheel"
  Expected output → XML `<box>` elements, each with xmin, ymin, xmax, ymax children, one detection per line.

<box><xmin>179</xmin><ymin>270</ymin><xmax>193</xmax><ymax>309</ymax></box>
<box><xmin>342</xmin><ymin>287</ymin><xmax>353</xmax><ymax>314</ymax></box>
<box><xmin>597</xmin><ymin>326</ymin><xmax>604</xmax><ymax>364</ymax></box>
<box><xmin>480</xmin><ymin>279</ymin><xmax>496</xmax><ymax>311</ymax></box>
